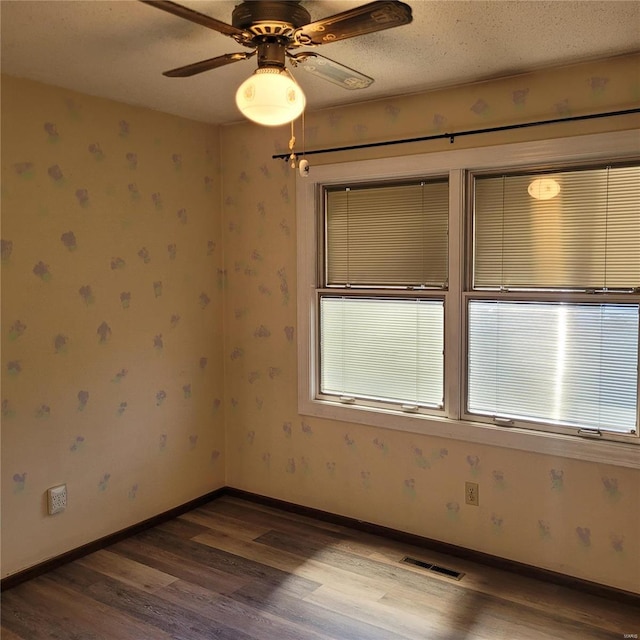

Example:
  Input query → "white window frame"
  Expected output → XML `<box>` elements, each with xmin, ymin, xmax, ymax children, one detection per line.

<box><xmin>296</xmin><ymin>130</ymin><xmax>640</xmax><ymax>469</ymax></box>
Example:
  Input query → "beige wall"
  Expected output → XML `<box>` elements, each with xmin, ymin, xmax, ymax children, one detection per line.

<box><xmin>1</xmin><ymin>76</ymin><xmax>225</xmax><ymax>577</ymax></box>
<box><xmin>221</xmin><ymin>54</ymin><xmax>640</xmax><ymax>593</ymax></box>
<box><xmin>2</xmin><ymin>53</ymin><xmax>639</xmax><ymax>593</ymax></box>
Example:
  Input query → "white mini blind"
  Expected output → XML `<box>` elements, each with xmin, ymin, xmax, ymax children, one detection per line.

<box><xmin>325</xmin><ymin>180</ymin><xmax>448</xmax><ymax>287</ymax></box>
<box><xmin>474</xmin><ymin>165</ymin><xmax>640</xmax><ymax>290</ymax></box>
<box><xmin>468</xmin><ymin>301</ymin><xmax>639</xmax><ymax>433</ymax></box>
<box><xmin>320</xmin><ymin>297</ymin><xmax>444</xmax><ymax>407</ymax></box>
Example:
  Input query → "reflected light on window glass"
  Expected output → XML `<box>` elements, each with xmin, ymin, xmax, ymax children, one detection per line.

<box><xmin>553</xmin><ymin>305</ymin><xmax>567</xmax><ymax>422</ymax></box>
<box><xmin>528</xmin><ymin>178</ymin><xmax>561</xmax><ymax>200</ymax></box>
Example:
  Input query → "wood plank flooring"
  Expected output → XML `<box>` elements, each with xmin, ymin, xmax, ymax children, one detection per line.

<box><xmin>2</xmin><ymin>496</ymin><xmax>638</xmax><ymax>639</ymax></box>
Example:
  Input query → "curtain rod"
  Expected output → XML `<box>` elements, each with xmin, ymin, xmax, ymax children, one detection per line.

<box><xmin>272</xmin><ymin>107</ymin><xmax>640</xmax><ymax>161</ymax></box>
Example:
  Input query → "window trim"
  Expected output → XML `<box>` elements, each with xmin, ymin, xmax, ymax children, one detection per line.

<box><xmin>296</xmin><ymin>130</ymin><xmax>640</xmax><ymax>469</ymax></box>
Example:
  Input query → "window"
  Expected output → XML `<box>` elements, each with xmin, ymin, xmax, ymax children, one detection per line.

<box><xmin>467</xmin><ymin>164</ymin><xmax>640</xmax><ymax>436</ymax></box>
<box><xmin>467</xmin><ymin>300</ymin><xmax>639</xmax><ymax>433</ymax></box>
<box><xmin>318</xmin><ymin>180</ymin><xmax>448</xmax><ymax>412</ymax></box>
<box><xmin>296</xmin><ymin>131</ymin><xmax>640</xmax><ymax>466</ymax></box>
<box><xmin>472</xmin><ymin>165</ymin><xmax>640</xmax><ymax>290</ymax></box>
<box><xmin>324</xmin><ymin>181</ymin><xmax>448</xmax><ymax>287</ymax></box>
<box><xmin>320</xmin><ymin>297</ymin><xmax>444</xmax><ymax>408</ymax></box>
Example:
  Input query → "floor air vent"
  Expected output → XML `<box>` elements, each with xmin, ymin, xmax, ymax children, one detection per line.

<box><xmin>401</xmin><ymin>556</ymin><xmax>464</xmax><ymax>580</ymax></box>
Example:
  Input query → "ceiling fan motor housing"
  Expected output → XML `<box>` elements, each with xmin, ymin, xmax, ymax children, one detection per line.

<box><xmin>232</xmin><ymin>1</ymin><xmax>311</xmax><ymax>70</ymax></box>
<box><xmin>232</xmin><ymin>1</ymin><xmax>311</xmax><ymax>37</ymax></box>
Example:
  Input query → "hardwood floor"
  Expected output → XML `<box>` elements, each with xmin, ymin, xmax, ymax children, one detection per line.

<box><xmin>2</xmin><ymin>496</ymin><xmax>638</xmax><ymax>639</ymax></box>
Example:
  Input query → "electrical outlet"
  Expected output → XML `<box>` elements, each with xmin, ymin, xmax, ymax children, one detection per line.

<box><xmin>465</xmin><ymin>481</ymin><xmax>479</xmax><ymax>506</ymax></box>
<box><xmin>47</xmin><ymin>484</ymin><xmax>67</xmax><ymax>515</ymax></box>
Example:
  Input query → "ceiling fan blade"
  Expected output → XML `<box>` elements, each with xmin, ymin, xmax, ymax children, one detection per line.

<box><xmin>294</xmin><ymin>1</ymin><xmax>412</xmax><ymax>46</ymax></box>
<box><xmin>163</xmin><ymin>52</ymin><xmax>255</xmax><ymax>77</ymax></box>
<box><xmin>292</xmin><ymin>53</ymin><xmax>374</xmax><ymax>90</ymax></box>
<box><xmin>140</xmin><ymin>0</ymin><xmax>247</xmax><ymax>38</ymax></box>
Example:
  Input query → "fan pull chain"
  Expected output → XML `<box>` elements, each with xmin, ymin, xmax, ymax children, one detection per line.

<box><xmin>288</xmin><ymin>121</ymin><xmax>297</xmax><ymax>168</ymax></box>
<box><xmin>287</xmin><ymin>116</ymin><xmax>310</xmax><ymax>176</ymax></box>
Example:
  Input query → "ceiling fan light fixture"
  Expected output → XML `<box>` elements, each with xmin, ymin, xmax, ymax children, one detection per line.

<box><xmin>235</xmin><ymin>67</ymin><xmax>305</xmax><ymax>126</ymax></box>
<box><xmin>528</xmin><ymin>177</ymin><xmax>561</xmax><ymax>200</ymax></box>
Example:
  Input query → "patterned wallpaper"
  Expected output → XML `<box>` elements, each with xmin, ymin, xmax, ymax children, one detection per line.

<box><xmin>1</xmin><ymin>76</ymin><xmax>224</xmax><ymax>577</ymax></box>
<box><xmin>221</xmin><ymin>54</ymin><xmax>640</xmax><ymax>593</ymax></box>
<box><xmin>2</xmin><ymin>54</ymin><xmax>639</xmax><ymax>593</ymax></box>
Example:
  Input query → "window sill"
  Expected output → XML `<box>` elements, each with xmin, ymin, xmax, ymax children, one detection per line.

<box><xmin>299</xmin><ymin>397</ymin><xmax>640</xmax><ymax>469</ymax></box>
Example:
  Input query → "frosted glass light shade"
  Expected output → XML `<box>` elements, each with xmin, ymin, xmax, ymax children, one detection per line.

<box><xmin>235</xmin><ymin>68</ymin><xmax>306</xmax><ymax>126</ymax></box>
<box><xmin>528</xmin><ymin>178</ymin><xmax>561</xmax><ymax>200</ymax></box>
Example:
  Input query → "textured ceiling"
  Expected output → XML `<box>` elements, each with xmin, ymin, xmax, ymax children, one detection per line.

<box><xmin>1</xmin><ymin>0</ymin><xmax>639</xmax><ymax>125</ymax></box>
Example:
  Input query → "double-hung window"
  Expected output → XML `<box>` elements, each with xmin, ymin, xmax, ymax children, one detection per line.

<box><xmin>466</xmin><ymin>164</ymin><xmax>640</xmax><ymax>437</ymax></box>
<box><xmin>297</xmin><ymin>131</ymin><xmax>640</xmax><ymax>464</ymax></box>
<box><xmin>319</xmin><ymin>179</ymin><xmax>448</xmax><ymax>413</ymax></box>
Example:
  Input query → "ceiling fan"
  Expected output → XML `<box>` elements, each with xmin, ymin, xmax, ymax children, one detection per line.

<box><xmin>140</xmin><ymin>0</ymin><xmax>413</xmax><ymax>125</ymax></box>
